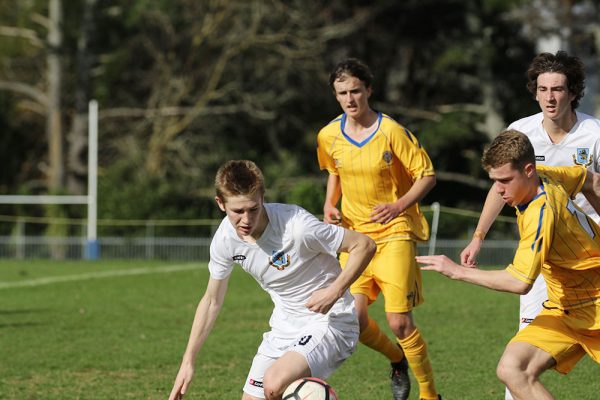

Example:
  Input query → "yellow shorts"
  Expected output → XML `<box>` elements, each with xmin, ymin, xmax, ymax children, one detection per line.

<box><xmin>339</xmin><ymin>240</ymin><xmax>423</xmax><ymax>313</ymax></box>
<box><xmin>509</xmin><ymin>305</ymin><xmax>600</xmax><ymax>374</ymax></box>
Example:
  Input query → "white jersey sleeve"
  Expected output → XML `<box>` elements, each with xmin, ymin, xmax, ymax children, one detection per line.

<box><xmin>292</xmin><ymin>208</ymin><xmax>345</xmax><ymax>258</ymax></box>
<box><xmin>208</xmin><ymin>218</ymin><xmax>235</xmax><ymax>280</ymax></box>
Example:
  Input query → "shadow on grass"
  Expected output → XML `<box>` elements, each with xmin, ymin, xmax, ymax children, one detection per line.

<box><xmin>0</xmin><ymin>308</ymin><xmax>51</xmax><ymax>329</ymax></box>
<box><xmin>0</xmin><ymin>322</ymin><xmax>47</xmax><ymax>328</ymax></box>
<box><xmin>0</xmin><ymin>308</ymin><xmax>51</xmax><ymax>315</ymax></box>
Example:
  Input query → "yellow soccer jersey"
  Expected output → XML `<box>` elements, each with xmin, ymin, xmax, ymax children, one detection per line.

<box><xmin>506</xmin><ymin>165</ymin><xmax>600</xmax><ymax>310</ymax></box>
<box><xmin>317</xmin><ymin>112</ymin><xmax>434</xmax><ymax>242</ymax></box>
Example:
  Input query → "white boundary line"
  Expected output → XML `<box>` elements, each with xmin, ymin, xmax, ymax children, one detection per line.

<box><xmin>0</xmin><ymin>263</ymin><xmax>202</xmax><ymax>289</ymax></box>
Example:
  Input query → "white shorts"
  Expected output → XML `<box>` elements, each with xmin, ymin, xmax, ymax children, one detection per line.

<box><xmin>242</xmin><ymin>318</ymin><xmax>359</xmax><ymax>398</ymax></box>
<box><xmin>518</xmin><ymin>274</ymin><xmax>547</xmax><ymax>331</ymax></box>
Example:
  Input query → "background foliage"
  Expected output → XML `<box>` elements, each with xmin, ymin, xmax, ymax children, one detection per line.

<box><xmin>0</xmin><ymin>0</ymin><xmax>599</xmax><ymax>233</ymax></box>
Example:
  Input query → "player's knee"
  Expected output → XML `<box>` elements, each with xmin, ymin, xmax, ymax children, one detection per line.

<box><xmin>357</xmin><ymin>312</ymin><xmax>370</xmax><ymax>332</ymax></box>
<box><xmin>496</xmin><ymin>360</ymin><xmax>512</xmax><ymax>385</ymax></box>
<box><xmin>496</xmin><ymin>353</ymin><xmax>524</xmax><ymax>386</ymax></box>
<box><xmin>387</xmin><ymin>314</ymin><xmax>414</xmax><ymax>338</ymax></box>
<box><xmin>262</xmin><ymin>370</ymin><xmax>286</xmax><ymax>399</ymax></box>
<box><xmin>262</xmin><ymin>382</ymin><xmax>284</xmax><ymax>400</ymax></box>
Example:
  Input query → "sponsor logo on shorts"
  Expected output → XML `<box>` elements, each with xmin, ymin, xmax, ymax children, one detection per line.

<box><xmin>249</xmin><ymin>379</ymin><xmax>263</xmax><ymax>388</ymax></box>
<box><xmin>297</xmin><ymin>335</ymin><xmax>313</xmax><ymax>346</ymax></box>
<box><xmin>269</xmin><ymin>250</ymin><xmax>291</xmax><ymax>271</ymax></box>
<box><xmin>535</xmin><ymin>155</ymin><xmax>545</xmax><ymax>161</ymax></box>
<box><xmin>233</xmin><ymin>255</ymin><xmax>246</xmax><ymax>262</ymax></box>
<box><xmin>521</xmin><ymin>317</ymin><xmax>534</xmax><ymax>324</ymax></box>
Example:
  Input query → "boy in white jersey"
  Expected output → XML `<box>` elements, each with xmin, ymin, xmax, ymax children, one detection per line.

<box><xmin>168</xmin><ymin>160</ymin><xmax>376</xmax><ymax>400</ymax></box>
<box><xmin>459</xmin><ymin>51</ymin><xmax>600</xmax><ymax>399</ymax></box>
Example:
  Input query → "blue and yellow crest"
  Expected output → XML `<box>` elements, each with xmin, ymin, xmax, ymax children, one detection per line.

<box><xmin>269</xmin><ymin>250</ymin><xmax>291</xmax><ymax>271</ymax></box>
<box><xmin>572</xmin><ymin>148</ymin><xmax>593</xmax><ymax>167</ymax></box>
<box><xmin>382</xmin><ymin>150</ymin><xmax>393</xmax><ymax>165</ymax></box>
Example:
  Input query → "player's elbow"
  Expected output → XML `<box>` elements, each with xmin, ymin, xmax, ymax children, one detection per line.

<box><xmin>421</xmin><ymin>175</ymin><xmax>436</xmax><ymax>192</ymax></box>
<box><xmin>429</xmin><ymin>174</ymin><xmax>437</xmax><ymax>187</ymax></box>
<box><xmin>510</xmin><ymin>280</ymin><xmax>532</xmax><ymax>295</ymax></box>
<box><xmin>359</xmin><ymin>235</ymin><xmax>377</xmax><ymax>261</ymax></box>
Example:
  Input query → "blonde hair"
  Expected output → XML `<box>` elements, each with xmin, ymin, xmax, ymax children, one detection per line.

<box><xmin>215</xmin><ymin>160</ymin><xmax>265</xmax><ymax>201</ymax></box>
<box><xmin>482</xmin><ymin>130</ymin><xmax>535</xmax><ymax>171</ymax></box>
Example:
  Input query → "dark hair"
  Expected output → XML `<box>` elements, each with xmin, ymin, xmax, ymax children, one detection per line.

<box><xmin>328</xmin><ymin>58</ymin><xmax>374</xmax><ymax>90</ymax></box>
<box><xmin>215</xmin><ymin>160</ymin><xmax>265</xmax><ymax>201</ymax></box>
<box><xmin>482</xmin><ymin>130</ymin><xmax>535</xmax><ymax>171</ymax></box>
<box><xmin>526</xmin><ymin>51</ymin><xmax>585</xmax><ymax>109</ymax></box>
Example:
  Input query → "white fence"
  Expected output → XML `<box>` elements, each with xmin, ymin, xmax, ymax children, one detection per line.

<box><xmin>0</xmin><ymin>203</ymin><xmax>520</xmax><ymax>265</ymax></box>
<box><xmin>0</xmin><ymin>235</ymin><xmax>518</xmax><ymax>266</ymax></box>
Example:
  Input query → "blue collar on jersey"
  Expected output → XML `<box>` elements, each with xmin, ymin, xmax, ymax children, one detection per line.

<box><xmin>516</xmin><ymin>183</ymin><xmax>546</xmax><ymax>212</ymax></box>
<box><xmin>340</xmin><ymin>111</ymin><xmax>382</xmax><ymax>148</ymax></box>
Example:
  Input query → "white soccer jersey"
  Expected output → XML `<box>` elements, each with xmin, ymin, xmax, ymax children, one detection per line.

<box><xmin>509</xmin><ymin>111</ymin><xmax>600</xmax><ymax>221</ymax></box>
<box><xmin>209</xmin><ymin>203</ymin><xmax>355</xmax><ymax>338</ymax></box>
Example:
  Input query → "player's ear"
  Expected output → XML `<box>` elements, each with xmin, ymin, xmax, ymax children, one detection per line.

<box><xmin>215</xmin><ymin>196</ymin><xmax>226</xmax><ymax>212</ymax></box>
<box><xmin>524</xmin><ymin>162</ymin><xmax>536</xmax><ymax>178</ymax></box>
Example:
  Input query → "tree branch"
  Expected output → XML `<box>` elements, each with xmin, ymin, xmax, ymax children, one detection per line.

<box><xmin>0</xmin><ymin>80</ymin><xmax>48</xmax><ymax>106</ymax></box>
<box><xmin>0</xmin><ymin>25</ymin><xmax>44</xmax><ymax>47</ymax></box>
<box><xmin>436</xmin><ymin>171</ymin><xmax>491</xmax><ymax>190</ymax></box>
<box><xmin>99</xmin><ymin>104</ymin><xmax>275</xmax><ymax>120</ymax></box>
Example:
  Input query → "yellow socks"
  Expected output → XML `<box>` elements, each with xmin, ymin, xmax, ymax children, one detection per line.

<box><xmin>398</xmin><ymin>328</ymin><xmax>438</xmax><ymax>400</ymax></box>
<box><xmin>359</xmin><ymin>317</ymin><xmax>404</xmax><ymax>363</ymax></box>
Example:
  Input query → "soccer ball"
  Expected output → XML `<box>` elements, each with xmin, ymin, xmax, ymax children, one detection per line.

<box><xmin>282</xmin><ymin>377</ymin><xmax>338</xmax><ymax>400</ymax></box>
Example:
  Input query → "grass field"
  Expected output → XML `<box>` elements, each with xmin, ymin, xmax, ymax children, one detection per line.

<box><xmin>0</xmin><ymin>259</ymin><xmax>597</xmax><ymax>399</ymax></box>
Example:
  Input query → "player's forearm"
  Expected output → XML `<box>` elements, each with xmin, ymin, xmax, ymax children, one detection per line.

<box><xmin>181</xmin><ymin>279</ymin><xmax>227</xmax><ymax>364</ymax></box>
<box><xmin>394</xmin><ymin>175</ymin><xmax>436</xmax><ymax>213</ymax></box>
<box><xmin>453</xmin><ymin>267</ymin><xmax>529</xmax><ymax>294</ymax></box>
<box><xmin>581</xmin><ymin>170</ymin><xmax>600</xmax><ymax>216</ymax></box>
<box><xmin>331</xmin><ymin>231</ymin><xmax>376</xmax><ymax>297</ymax></box>
<box><xmin>473</xmin><ymin>184</ymin><xmax>505</xmax><ymax>238</ymax></box>
<box><xmin>181</xmin><ymin>295</ymin><xmax>223</xmax><ymax>364</ymax></box>
<box><xmin>324</xmin><ymin>174</ymin><xmax>342</xmax><ymax>208</ymax></box>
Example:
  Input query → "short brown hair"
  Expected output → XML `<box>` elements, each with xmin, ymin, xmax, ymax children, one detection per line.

<box><xmin>329</xmin><ymin>58</ymin><xmax>374</xmax><ymax>90</ymax></box>
<box><xmin>526</xmin><ymin>51</ymin><xmax>585</xmax><ymax>109</ymax></box>
<box><xmin>482</xmin><ymin>130</ymin><xmax>535</xmax><ymax>171</ymax></box>
<box><xmin>215</xmin><ymin>160</ymin><xmax>265</xmax><ymax>201</ymax></box>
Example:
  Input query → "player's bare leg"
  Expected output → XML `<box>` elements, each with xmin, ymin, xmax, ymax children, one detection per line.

<box><xmin>241</xmin><ymin>392</ymin><xmax>263</xmax><ymax>400</ymax></box>
<box><xmin>389</xmin><ymin>312</ymin><xmax>439</xmax><ymax>400</ymax></box>
<box><xmin>354</xmin><ymin>294</ymin><xmax>404</xmax><ymax>359</ymax></box>
<box><xmin>354</xmin><ymin>294</ymin><xmax>409</xmax><ymax>399</ymax></box>
<box><xmin>497</xmin><ymin>342</ymin><xmax>555</xmax><ymax>400</ymax></box>
<box><xmin>262</xmin><ymin>351</ymin><xmax>311</xmax><ymax>400</ymax></box>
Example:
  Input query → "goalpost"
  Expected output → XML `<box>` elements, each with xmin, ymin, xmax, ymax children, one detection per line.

<box><xmin>0</xmin><ymin>100</ymin><xmax>99</xmax><ymax>260</ymax></box>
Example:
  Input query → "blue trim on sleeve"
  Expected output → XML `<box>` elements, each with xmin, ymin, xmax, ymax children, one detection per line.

<box><xmin>403</xmin><ymin>127</ymin><xmax>421</xmax><ymax>147</ymax></box>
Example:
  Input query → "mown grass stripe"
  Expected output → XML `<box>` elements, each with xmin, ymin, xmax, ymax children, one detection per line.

<box><xmin>0</xmin><ymin>263</ymin><xmax>202</xmax><ymax>289</ymax></box>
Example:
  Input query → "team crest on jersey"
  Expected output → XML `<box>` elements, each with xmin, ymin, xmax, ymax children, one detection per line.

<box><xmin>334</xmin><ymin>158</ymin><xmax>341</xmax><ymax>168</ymax></box>
<box><xmin>572</xmin><ymin>148</ymin><xmax>593</xmax><ymax>167</ymax></box>
<box><xmin>269</xmin><ymin>250</ymin><xmax>291</xmax><ymax>271</ymax></box>
<box><xmin>382</xmin><ymin>150</ymin><xmax>393</xmax><ymax>165</ymax></box>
